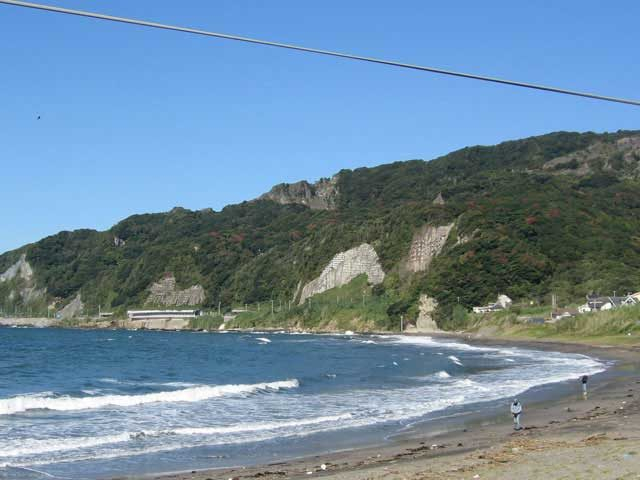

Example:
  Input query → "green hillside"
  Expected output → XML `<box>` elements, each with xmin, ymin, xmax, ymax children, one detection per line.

<box><xmin>2</xmin><ymin>130</ymin><xmax>640</xmax><ymax>330</ymax></box>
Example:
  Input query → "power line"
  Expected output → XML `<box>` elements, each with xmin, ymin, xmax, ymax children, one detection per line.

<box><xmin>1</xmin><ymin>0</ymin><xmax>639</xmax><ymax>107</ymax></box>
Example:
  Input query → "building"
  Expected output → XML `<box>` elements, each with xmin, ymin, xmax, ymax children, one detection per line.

<box><xmin>126</xmin><ymin>309</ymin><xmax>201</xmax><ymax>321</ymax></box>
<box><xmin>578</xmin><ymin>294</ymin><xmax>638</xmax><ymax>313</ymax></box>
<box><xmin>473</xmin><ymin>294</ymin><xmax>512</xmax><ymax>314</ymax></box>
<box><xmin>550</xmin><ymin>309</ymin><xmax>578</xmax><ymax>322</ymax></box>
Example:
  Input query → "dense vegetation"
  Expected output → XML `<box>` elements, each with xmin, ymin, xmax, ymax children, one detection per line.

<box><xmin>2</xmin><ymin>130</ymin><xmax>639</xmax><ymax>330</ymax></box>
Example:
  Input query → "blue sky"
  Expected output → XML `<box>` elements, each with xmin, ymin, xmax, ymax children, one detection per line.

<box><xmin>1</xmin><ymin>0</ymin><xmax>638</xmax><ymax>254</ymax></box>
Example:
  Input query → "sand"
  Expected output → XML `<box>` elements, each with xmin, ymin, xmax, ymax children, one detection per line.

<box><xmin>140</xmin><ymin>337</ymin><xmax>640</xmax><ymax>480</ymax></box>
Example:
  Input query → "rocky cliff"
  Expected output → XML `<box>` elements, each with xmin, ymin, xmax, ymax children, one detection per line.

<box><xmin>543</xmin><ymin>136</ymin><xmax>640</xmax><ymax>177</ymax></box>
<box><xmin>299</xmin><ymin>243</ymin><xmax>385</xmax><ymax>304</ymax></box>
<box><xmin>405</xmin><ymin>223</ymin><xmax>454</xmax><ymax>273</ymax></box>
<box><xmin>259</xmin><ymin>176</ymin><xmax>339</xmax><ymax>210</ymax></box>
<box><xmin>0</xmin><ymin>253</ymin><xmax>45</xmax><ymax>305</ymax></box>
<box><xmin>146</xmin><ymin>275</ymin><xmax>206</xmax><ymax>306</ymax></box>
<box><xmin>58</xmin><ymin>293</ymin><xmax>84</xmax><ymax>320</ymax></box>
<box><xmin>415</xmin><ymin>294</ymin><xmax>440</xmax><ymax>331</ymax></box>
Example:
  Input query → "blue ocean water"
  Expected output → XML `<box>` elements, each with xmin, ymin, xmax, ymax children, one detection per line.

<box><xmin>0</xmin><ymin>328</ymin><xmax>605</xmax><ymax>479</ymax></box>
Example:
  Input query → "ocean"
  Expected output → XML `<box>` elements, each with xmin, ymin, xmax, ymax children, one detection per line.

<box><xmin>0</xmin><ymin>328</ymin><xmax>606</xmax><ymax>479</ymax></box>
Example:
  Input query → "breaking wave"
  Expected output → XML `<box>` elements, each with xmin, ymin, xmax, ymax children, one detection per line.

<box><xmin>0</xmin><ymin>414</ymin><xmax>351</xmax><ymax>459</ymax></box>
<box><xmin>0</xmin><ymin>379</ymin><xmax>299</xmax><ymax>416</ymax></box>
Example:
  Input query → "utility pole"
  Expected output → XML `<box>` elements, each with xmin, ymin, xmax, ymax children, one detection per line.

<box><xmin>271</xmin><ymin>299</ymin><xmax>274</xmax><ymax>315</ymax></box>
<box><xmin>400</xmin><ymin>315</ymin><xmax>404</xmax><ymax>332</ymax></box>
<box><xmin>218</xmin><ymin>301</ymin><xmax>221</xmax><ymax>316</ymax></box>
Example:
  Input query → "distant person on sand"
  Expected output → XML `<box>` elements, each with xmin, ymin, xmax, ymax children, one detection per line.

<box><xmin>581</xmin><ymin>375</ymin><xmax>589</xmax><ymax>396</ymax></box>
<box><xmin>510</xmin><ymin>398</ymin><xmax>523</xmax><ymax>430</ymax></box>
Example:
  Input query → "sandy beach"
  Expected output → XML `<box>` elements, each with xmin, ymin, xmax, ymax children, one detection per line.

<box><xmin>143</xmin><ymin>337</ymin><xmax>640</xmax><ymax>480</ymax></box>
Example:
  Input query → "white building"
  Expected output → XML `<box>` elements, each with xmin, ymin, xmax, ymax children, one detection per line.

<box><xmin>127</xmin><ymin>309</ymin><xmax>201</xmax><ymax>321</ymax></box>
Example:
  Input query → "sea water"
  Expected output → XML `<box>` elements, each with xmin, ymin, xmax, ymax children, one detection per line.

<box><xmin>0</xmin><ymin>328</ymin><xmax>605</xmax><ymax>479</ymax></box>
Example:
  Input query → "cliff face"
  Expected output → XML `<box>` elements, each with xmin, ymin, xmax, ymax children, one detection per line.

<box><xmin>405</xmin><ymin>223</ymin><xmax>454</xmax><ymax>273</ymax></box>
<box><xmin>146</xmin><ymin>275</ymin><xmax>206</xmax><ymax>306</ymax></box>
<box><xmin>299</xmin><ymin>243</ymin><xmax>385</xmax><ymax>304</ymax></box>
<box><xmin>543</xmin><ymin>136</ymin><xmax>640</xmax><ymax>177</ymax></box>
<box><xmin>0</xmin><ymin>253</ymin><xmax>33</xmax><ymax>283</ymax></box>
<box><xmin>0</xmin><ymin>253</ymin><xmax>45</xmax><ymax>305</ymax></box>
<box><xmin>58</xmin><ymin>293</ymin><xmax>84</xmax><ymax>319</ymax></box>
<box><xmin>259</xmin><ymin>176</ymin><xmax>339</xmax><ymax>210</ymax></box>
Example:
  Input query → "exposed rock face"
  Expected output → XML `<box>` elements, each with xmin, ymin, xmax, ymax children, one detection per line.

<box><xmin>0</xmin><ymin>254</ymin><xmax>45</xmax><ymax>303</ymax></box>
<box><xmin>405</xmin><ymin>223</ymin><xmax>454</xmax><ymax>273</ymax></box>
<box><xmin>415</xmin><ymin>294</ymin><xmax>440</xmax><ymax>331</ymax></box>
<box><xmin>146</xmin><ymin>275</ymin><xmax>206</xmax><ymax>306</ymax></box>
<box><xmin>0</xmin><ymin>254</ymin><xmax>33</xmax><ymax>283</ymax></box>
<box><xmin>59</xmin><ymin>293</ymin><xmax>84</xmax><ymax>319</ymax></box>
<box><xmin>543</xmin><ymin>136</ymin><xmax>640</xmax><ymax>176</ymax></box>
<box><xmin>497</xmin><ymin>294</ymin><xmax>513</xmax><ymax>308</ymax></box>
<box><xmin>259</xmin><ymin>176</ymin><xmax>339</xmax><ymax>210</ymax></box>
<box><xmin>433</xmin><ymin>192</ymin><xmax>446</xmax><ymax>205</ymax></box>
<box><xmin>299</xmin><ymin>243</ymin><xmax>385</xmax><ymax>304</ymax></box>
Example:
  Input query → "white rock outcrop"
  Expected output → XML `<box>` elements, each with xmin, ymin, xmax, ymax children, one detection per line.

<box><xmin>405</xmin><ymin>223</ymin><xmax>454</xmax><ymax>273</ymax></box>
<box><xmin>58</xmin><ymin>293</ymin><xmax>84</xmax><ymax>319</ymax></box>
<box><xmin>146</xmin><ymin>275</ymin><xmax>206</xmax><ymax>306</ymax></box>
<box><xmin>0</xmin><ymin>254</ymin><xmax>33</xmax><ymax>283</ymax></box>
<box><xmin>0</xmin><ymin>254</ymin><xmax>46</xmax><ymax>303</ymax></box>
<box><xmin>299</xmin><ymin>243</ymin><xmax>385</xmax><ymax>304</ymax></box>
<box><xmin>415</xmin><ymin>294</ymin><xmax>440</xmax><ymax>331</ymax></box>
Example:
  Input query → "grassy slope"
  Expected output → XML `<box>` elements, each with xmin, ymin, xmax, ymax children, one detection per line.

<box><xmin>463</xmin><ymin>304</ymin><xmax>640</xmax><ymax>345</ymax></box>
<box><xmin>228</xmin><ymin>274</ymin><xmax>395</xmax><ymax>331</ymax></box>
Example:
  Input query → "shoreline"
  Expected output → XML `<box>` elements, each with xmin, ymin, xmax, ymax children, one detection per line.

<box><xmin>132</xmin><ymin>337</ymin><xmax>640</xmax><ymax>480</ymax></box>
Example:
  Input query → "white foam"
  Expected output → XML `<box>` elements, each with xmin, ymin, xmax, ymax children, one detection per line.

<box><xmin>448</xmin><ymin>355</ymin><xmax>463</xmax><ymax>366</ymax></box>
<box><xmin>256</xmin><ymin>337</ymin><xmax>271</xmax><ymax>343</ymax></box>
<box><xmin>0</xmin><ymin>379</ymin><xmax>299</xmax><ymax>416</ymax></box>
<box><xmin>0</xmin><ymin>414</ymin><xmax>350</xmax><ymax>459</ymax></box>
<box><xmin>436</xmin><ymin>371</ymin><xmax>451</xmax><ymax>378</ymax></box>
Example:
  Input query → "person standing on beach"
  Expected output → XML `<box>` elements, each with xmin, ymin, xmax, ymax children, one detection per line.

<box><xmin>510</xmin><ymin>399</ymin><xmax>523</xmax><ymax>430</ymax></box>
<box><xmin>581</xmin><ymin>375</ymin><xmax>588</xmax><ymax>397</ymax></box>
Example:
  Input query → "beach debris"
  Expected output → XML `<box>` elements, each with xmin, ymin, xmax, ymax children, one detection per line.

<box><xmin>306</xmin><ymin>470</ymin><xmax>313</xmax><ymax>475</ymax></box>
<box><xmin>430</xmin><ymin>444</ymin><xmax>438</xmax><ymax>450</ymax></box>
<box><xmin>473</xmin><ymin>475</ymin><xmax>480</xmax><ymax>479</ymax></box>
<box><xmin>320</xmin><ymin>464</ymin><xmax>327</xmax><ymax>470</ymax></box>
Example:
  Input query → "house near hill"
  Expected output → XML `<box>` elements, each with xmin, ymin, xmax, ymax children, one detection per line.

<box><xmin>550</xmin><ymin>308</ymin><xmax>578</xmax><ymax>322</ymax></box>
<box><xmin>473</xmin><ymin>294</ymin><xmax>512</xmax><ymax>314</ymax></box>
<box><xmin>578</xmin><ymin>294</ymin><xmax>638</xmax><ymax>313</ymax></box>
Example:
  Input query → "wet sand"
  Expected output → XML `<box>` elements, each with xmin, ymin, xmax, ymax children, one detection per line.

<box><xmin>137</xmin><ymin>338</ymin><xmax>640</xmax><ymax>480</ymax></box>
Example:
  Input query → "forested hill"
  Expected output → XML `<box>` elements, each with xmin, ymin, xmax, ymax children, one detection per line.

<box><xmin>2</xmin><ymin>130</ymin><xmax>640</xmax><ymax>329</ymax></box>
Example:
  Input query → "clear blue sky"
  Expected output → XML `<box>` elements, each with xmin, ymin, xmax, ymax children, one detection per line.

<box><xmin>1</xmin><ymin>0</ymin><xmax>638</xmax><ymax>254</ymax></box>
